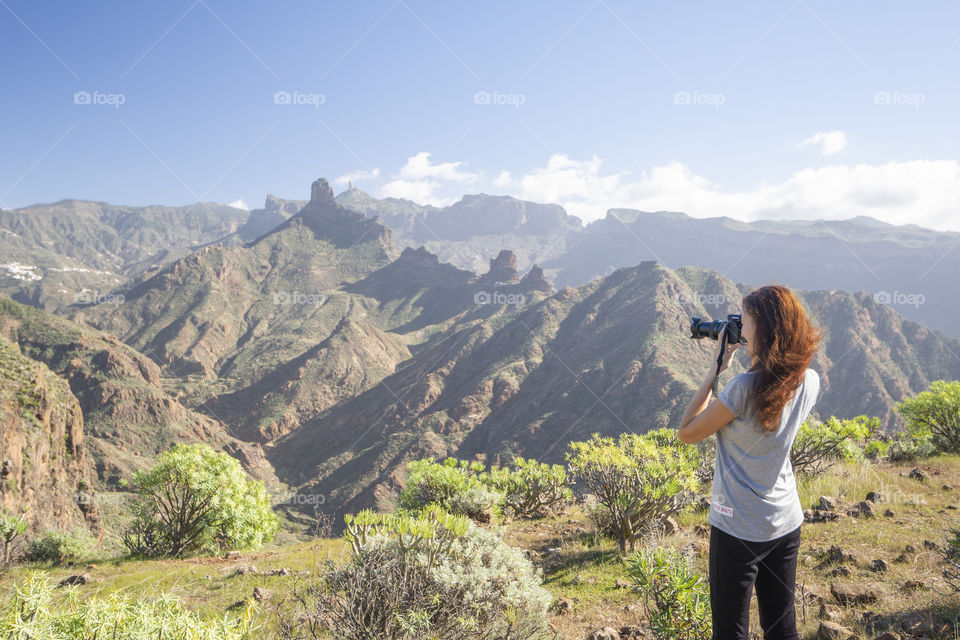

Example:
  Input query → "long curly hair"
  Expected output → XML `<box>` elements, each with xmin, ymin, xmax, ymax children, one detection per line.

<box><xmin>742</xmin><ymin>285</ymin><xmax>823</xmax><ymax>433</ymax></box>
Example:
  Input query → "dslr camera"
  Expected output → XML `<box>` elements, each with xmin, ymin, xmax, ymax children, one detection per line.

<box><xmin>689</xmin><ymin>314</ymin><xmax>747</xmax><ymax>344</ymax></box>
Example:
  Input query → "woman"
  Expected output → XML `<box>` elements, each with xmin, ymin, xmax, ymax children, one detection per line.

<box><xmin>676</xmin><ymin>284</ymin><xmax>822</xmax><ymax>640</ymax></box>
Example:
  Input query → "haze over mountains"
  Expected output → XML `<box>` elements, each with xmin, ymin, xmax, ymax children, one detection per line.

<box><xmin>2</xmin><ymin>177</ymin><xmax>959</xmax><ymax>523</ymax></box>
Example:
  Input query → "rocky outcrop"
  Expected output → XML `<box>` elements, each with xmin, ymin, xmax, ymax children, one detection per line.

<box><xmin>519</xmin><ymin>264</ymin><xmax>553</xmax><ymax>293</ymax></box>
<box><xmin>0</xmin><ymin>335</ymin><xmax>98</xmax><ymax>533</ymax></box>
<box><xmin>480</xmin><ymin>250</ymin><xmax>520</xmax><ymax>285</ymax></box>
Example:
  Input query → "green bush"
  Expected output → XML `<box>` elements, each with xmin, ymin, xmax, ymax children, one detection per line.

<box><xmin>397</xmin><ymin>457</ymin><xmax>500</xmax><ymax>522</ymax></box>
<box><xmin>0</xmin><ymin>512</ymin><xmax>27</xmax><ymax>564</ymax></box>
<box><xmin>25</xmin><ymin>529</ymin><xmax>89</xmax><ymax>565</ymax></box>
<box><xmin>942</xmin><ymin>522</ymin><xmax>960</xmax><ymax>594</ymax></box>
<box><xmin>896</xmin><ymin>380</ymin><xmax>960</xmax><ymax>454</ymax></box>
<box><xmin>626</xmin><ymin>546</ymin><xmax>711</xmax><ymax>640</ymax></box>
<box><xmin>488</xmin><ymin>457</ymin><xmax>573</xmax><ymax>518</ymax></box>
<box><xmin>122</xmin><ymin>443</ymin><xmax>279</xmax><ymax>558</ymax></box>
<box><xmin>566</xmin><ymin>429</ymin><xmax>700</xmax><ymax>552</ymax></box>
<box><xmin>278</xmin><ymin>506</ymin><xmax>553</xmax><ymax>640</ymax></box>
<box><xmin>0</xmin><ymin>572</ymin><xmax>254</xmax><ymax>638</ymax></box>
<box><xmin>790</xmin><ymin>416</ymin><xmax>877</xmax><ymax>476</ymax></box>
<box><xmin>886</xmin><ymin>431</ymin><xmax>938</xmax><ymax>463</ymax></box>
<box><xmin>862</xmin><ymin>438</ymin><xmax>889</xmax><ymax>462</ymax></box>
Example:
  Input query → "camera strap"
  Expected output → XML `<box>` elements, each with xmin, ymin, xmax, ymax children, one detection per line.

<box><xmin>711</xmin><ymin>329</ymin><xmax>729</xmax><ymax>396</ymax></box>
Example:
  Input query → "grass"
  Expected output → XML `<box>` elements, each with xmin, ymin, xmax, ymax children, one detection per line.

<box><xmin>0</xmin><ymin>454</ymin><xmax>958</xmax><ymax>639</ymax></box>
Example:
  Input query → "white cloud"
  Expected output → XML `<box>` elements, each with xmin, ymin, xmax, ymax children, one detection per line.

<box><xmin>228</xmin><ymin>198</ymin><xmax>248</xmax><ymax>210</ymax></box>
<box><xmin>491</xmin><ymin>154</ymin><xmax>960</xmax><ymax>231</ymax></box>
<box><xmin>798</xmin><ymin>130</ymin><xmax>847</xmax><ymax>156</ymax></box>
<box><xmin>378</xmin><ymin>152</ymin><xmax>481</xmax><ymax>206</ymax></box>
<box><xmin>333</xmin><ymin>168</ymin><xmax>381</xmax><ymax>187</ymax></box>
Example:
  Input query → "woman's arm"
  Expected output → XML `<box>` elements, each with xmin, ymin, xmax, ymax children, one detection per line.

<box><xmin>676</xmin><ymin>328</ymin><xmax>740</xmax><ymax>444</ymax></box>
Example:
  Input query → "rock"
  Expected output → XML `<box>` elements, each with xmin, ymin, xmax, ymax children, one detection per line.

<box><xmin>831</xmin><ymin>582</ymin><xmax>880</xmax><ymax>605</ymax></box>
<box><xmin>816</xmin><ymin>620</ymin><xmax>855</xmax><ymax>639</ymax></box>
<box><xmin>58</xmin><ymin>573</ymin><xmax>91</xmax><ymax>586</ymax></box>
<box><xmin>943</xmin><ymin>483</ymin><xmax>954</xmax><ymax>491</ymax></box>
<box><xmin>892</xmin><ymin>553</ymin><xmax>909</xmax><ymax>563</ymax></box>
<box><xmin>908</xmin><ymin>467</ymin><xmax>927</xmax><ymax>482</ymax></box>
<box><xmin>883</xmin><ymin>508</ymin><xmax>895</xmax><ymax>517</ymax></box>
<box><xmin>865</xmin><ymin>491</ymin><xmax>884</xmax><ymax>503</ymax></box>
<box><xmin>233</xmin><ymin>565</ymin><xmax>258</xmax><ymax>576</ymax></box>
<box><xmin>829</xmin><ymin>565</ymin><xmax>851</xmax><ymax>577</ymax></box>
<box><xmin>252</xmin><ymin>586</ymin><xmax>271</xmax><ymax>602</ymax></box>
<box><xmin>556</xmin><ymin>597</ymin><xmax>573</xmax><ymax>615</ymax></box>
<box><xmin>818</xmin><ymin>495</ymin><xmax>840</xmax><ymax>511</ymax></box>
<box><xmin>827</xmin><ymin>545</ymin><xmax>857</xmax><ymax>565</ymax></box>
<box><xmin>518</xmin><ymin>265</ymin><xmax>553</xmax><ymax>293</ymax></box>
<box><xmin>224</xmin><ymin>550</ymin><xmax>242</xmax><ymax>560</ymax></box>
<box><xmin>900</xmin><ymin>611</ymin><xmax>950</xmax><ymax>637</ymax></box>
<box><xmin>904</xmin><ymin>544</ymin><xmax>916</xmax><ymax>553</ymax></box>
<box><xmin>818</xmin><ymin>602</ymin><xmax>842</xmax><ymax>621</ymax></box>
<box><xmin>270</xmin><ymin>567</ymin><xmax>292</xmax><ymax>576</ymax></box>
<box><xmin>480</xmin><ymin>250</ymin><xmax>520</xmax><ymax>286</ymax></box>
<box><xmin>871</xmin><ymin>633</ymin><xmax>900</xmax><ymax>640</ymax></box>
<box><xmin>662</xmin><ymin>516</ymin><xmax>679</xmax><ymax>535</ymax></box>
<box><xmin>587</xmin><ymin>627</ymin><xmax>620</xmax><ymax>640</ymax></box>
<box><xmin>619</xmin><ymin>625</ymin><xmax>645</xmax><ymax>639</ymax></box>
<box><xmin>870</xmin><ymin>558</ymin><xmax>888</xmax><ymax>572</ymax></box>
<box><xmin>901</xmin><ymin>580</ymin><xmax>925</xmax><ymax>591</ymax></box>
<box><xmin>693</xmin><ymin>524</ymin><xmax>709</xmax><ymax>537</ymax></box>
<box><xmin>922</xmin><ymin>539</ymin><xmax>939</xmax><ymax>550</ymax></box>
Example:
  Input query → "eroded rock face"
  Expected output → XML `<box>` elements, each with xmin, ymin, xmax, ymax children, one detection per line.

<box><xmin>0</xmin><ymin>335</ymin><xmax>98</xmax><ymax>533</ymax></box>
<box><xmin>481</xmin><ymin>249</ymin><xmax>520</xmax><ymax>285</ymax></box>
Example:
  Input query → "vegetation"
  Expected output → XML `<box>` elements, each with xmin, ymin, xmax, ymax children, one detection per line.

<box><xmin>626</xmin><ymin>546</ymin><xmax>711</xmax><ymax>640</ymax></box>
<box><xmin>790</xmin><ymin>415</ymin><xmax>878</xmax><ymax>476</ymax></box>
<box><xmin>0</xmin><ymin>512</ymin><xmax>27</xmax><ymax>565</ymax></box>
<box><xmin>489</xmin><ymin>456</ymin><xmax>573</xmax><ymax>518</ymax></box>
<box><xmin>122</xmin><ymin>443</ymin><xmax>279</xmax><ymax>558</ymax></box>
<box><xmin>566</xmin><ymin>429</ymin><xmax>700</xmax><ymax>552</ymax></box>
<box><xmin>277</xmin><ymin>506</ymin><xmax>553</xmax><ymax>640</ymax></box>
<box><xmin>896</xmin><ymin>379</ymin><xmax>960</xmax><ymax>454</ymax></box>
<box><xmin>25</xmin><ymin>530</ymin><xmax>89</xmax><ymax>565</ymax></box>
<box><xmin>0</xmin><ymin>572</ymin><xmax>255</xmax><ymax>639</ymax></box>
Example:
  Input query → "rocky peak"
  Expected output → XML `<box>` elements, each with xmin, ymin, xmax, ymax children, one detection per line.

<box><xmin>263</xmin><ymin>194</ymin><xmax>305</xmax><ymax>215</ymax></box>
<box><xmin>399</xmin><ymin>246</ymin><xmax>442</xmax><ymax>267</ymax></box>
<box><xmin>310</xmin><ymin>178</ymin><xmax>336</xmax><ymax>205</ymax></box>
<box><xmin>480</xmin><ymin>249</ymin><xmax>519</xmax><ymax>284</ymax></box>
<box><xmin>519</xmin><ymin>264</ymin><xmax>553</xmax><ymax>293</ymax></box>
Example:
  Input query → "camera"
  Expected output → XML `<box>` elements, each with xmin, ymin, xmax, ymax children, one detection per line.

<box><xmin>689</xmin><ymin>314</ymin><xmax>747</xmax><ymax>344</ymax></box>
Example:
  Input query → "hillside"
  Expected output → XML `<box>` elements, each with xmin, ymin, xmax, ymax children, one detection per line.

<box><xmin>0</xmin><ymin>334</ymin><xmax>98</xmax><ymax>533</ymax></box>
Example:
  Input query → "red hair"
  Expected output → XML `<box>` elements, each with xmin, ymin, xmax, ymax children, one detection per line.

<box><xmin>742</xmin><ymin>285</ymin><xmax>823</xmax><ymax>433</ymax></box>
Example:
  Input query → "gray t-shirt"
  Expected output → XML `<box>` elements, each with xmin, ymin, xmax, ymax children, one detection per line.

<box><xmin>709</xmin><ymin>367</ymin><xmax>820</xmax><ymax>542</ymax></box>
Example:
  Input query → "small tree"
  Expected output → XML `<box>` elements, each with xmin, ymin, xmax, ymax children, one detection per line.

<box><xmin>790</xmin><ymin>416</ymin><xmax>876</xmax><ymax>476</ymax></box>
<box><xmin>488</xmin><ymin>457</ymin><xmax>573</xmax><ymax>518</ymax></box>
<box><xmin>398</xmin><ymin>457</ymin><xmax>501</xmax><ymax>522</ymax></box>
<box><xmin>0</xmin><ymin>512</ymin><xmax>27</xmax><ymax>564</ymax></box>
<box><xmin>566</xmin><ymin>429</ymin><xmax>699</xmax><ymax>552</ymax></box>
<box><xmin>896</xmin><ymin>380</ymin><xmax>960</xmax><ymax>454</ymax></box>
<box><xmin>123</xmin><ymin>443</ymin><xmax>279</xmax><ymax>557</ymax></box>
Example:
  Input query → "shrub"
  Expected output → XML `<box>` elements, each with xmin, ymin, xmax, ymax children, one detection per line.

<box><xmin>886</xmin><ymin>431</ymin><xmax>937</xmax><ymax>463</ymax></box>
<box><xmin>122</xmin><ymin>443</ymin><xmax>279</xmax><ymax>558</ymax></box>
<box><xmin>626</xmin><ymin>546</ymin><xmax>711</xmax><ymax>640</ymax></box>
<box><xmin>26</xmin><ymin>529</ymin><xmax>89</xmax><ymax>565</ymax></box>
<box><xmin>488</xmin><ymin>457</ymin><xmax>573</xmax><ymax>518</ymax></box>
<box><xmin>862</xmin><ymin>438</ymin><xmax>889</xmax><ymax>462</ymax></box>
<box><xmin>0</xmin><ymin>572</ymin><xmax>254</xmax><ymax>638</ymax></box>
<box><xmin>277</xmin><ymin>506</ymin><xmax>553</xmax><ymax>640</ymax></box>
<box><xmin>566</xmin><ymin>429</ymin><xmax>700</xmax><ymax>552</ymax></box>
<box><xmin>790</xmin><ymin>416</ymin><xmax>877</xmax><ymax>476</ymax></box>
<box><xmin>398</xmin><ymin>457</ymin><xmax>501</xmax><ymax>522</ymax></box>
<box><xmin>0</xmin><ymin>512</ymin><xmax>27</xmax><ymax>564</ymax></box>
<box><xmin>896</xmin><ymin>380</ymin><xmax>960</xmax><ymax>454</ymax></box>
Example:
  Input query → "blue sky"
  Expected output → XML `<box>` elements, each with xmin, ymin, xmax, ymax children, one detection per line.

<box><xmin>2</xmin><ymin>1</ymin><xmax>959</xmax><ymax>229</ymax></box>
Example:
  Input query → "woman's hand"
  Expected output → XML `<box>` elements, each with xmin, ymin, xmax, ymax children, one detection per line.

<box><xmin>714</xmin><ymin>326</ymin><xmax>740</xmax><ymax>373</ymax></box>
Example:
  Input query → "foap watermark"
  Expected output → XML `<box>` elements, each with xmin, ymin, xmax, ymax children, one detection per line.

<box><xmin>873</xmin><ymin>290</ymin><xmax>925</xmax><ymax>309</ymax></box>
<box><xmin>73</xmin><ymin>90</ymin><xmax>126</xmax><ymax>109</ymax></box>
<box><xmin>273</xmin><ymin>90</ymin><xmax>325</xmax><ymax>108</ymax></box>
<box><xmin>673</xmin><ymin>90</ymin><xmax>725</xmax><ymax>108</ymax></box>
<box><xmin>677</xmin><ymin>291</ymin><xmax>727</xmax><ymax>306</ymax></box>
<box><xmin>473</xmin><ymin>90</ymin><xmax>526</xmax><ymax>109</ymax></box>
<box><xmin>273</xmin><ymin>291</ymin><xmax>326</xmax><ymax>305</ymax></box>
<box><xmin>74</xmin><ymin>289</ymin><xmax>125</xmax><ymax>306</ymax></box>
<box><xmin>873</xmin><ymin>90</ymin><xmax>925</xmax><ymax>109</ymax></box>
<box><xmin>274</xmin><ymin>490</ymin><xmax>326</xmax><ymax>506</ymax></box>
<box><xmin>474</xmin><ymin>290</ymin><xmax>526</xmax><ymax>308</ymax></box>
<box><xmin>871</xmin><ymin>483</ymin><xmax>927</xmax><ymax>506</ymax></box>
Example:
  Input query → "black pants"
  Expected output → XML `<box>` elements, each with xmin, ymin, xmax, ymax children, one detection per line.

<box><xmin>708</xmin><ymin>523</ymin><xmax>802</xmax><ymax>640</ymax></box>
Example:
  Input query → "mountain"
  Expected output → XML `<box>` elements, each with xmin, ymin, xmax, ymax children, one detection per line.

<box><xmin>0</xmin><ymin>199</ymin><xmax>249</xmax><ymax>313</ymax></box>
<box><xmin>0</xmin><ymin>333</ymin><xmax>98</xmax><ymax>533</ymax></box>
<box><xmin>0</xmin><ymin>296</ymin><xmax>275</xmax><ymax>490</ymax></box>
<box><xmin>270</xmin><ymin>260</ymin><xmax>960</xmax><ymax>518</ymax></box>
